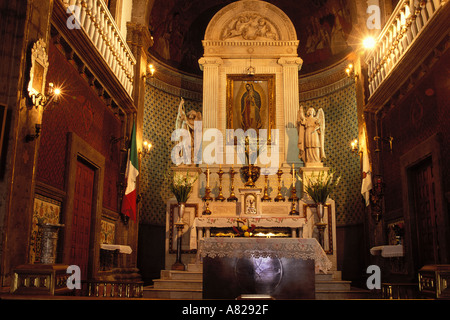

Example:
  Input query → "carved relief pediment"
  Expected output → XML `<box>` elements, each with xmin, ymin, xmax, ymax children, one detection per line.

<box><xmin>221</xmin><ymin>14</ymin><xmax>279</xmax><ymax>41</ymax></box>
<box><xmin>204</xmin><ymin>0</ymin><xmax>297</xmax><ymax>43</ymax></box>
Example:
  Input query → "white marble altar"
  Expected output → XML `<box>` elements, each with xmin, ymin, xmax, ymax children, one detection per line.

<box><xmin>189</xmin><ymin>216</ymin><xmax>306</xmax><ymax>249</ymax></box>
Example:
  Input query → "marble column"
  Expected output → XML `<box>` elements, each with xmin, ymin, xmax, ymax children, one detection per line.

<box><xmin>278</xmin><ymin>57</ymin><xmax>303</xmax><ymax>164</ymax></box>
<box><xmin>198</xmin><ymin>57</ymin><xmax>223</xmax><ymax>130</ymax></box>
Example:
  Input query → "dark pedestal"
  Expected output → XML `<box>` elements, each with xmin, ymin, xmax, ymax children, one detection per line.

<box><xmin>203</xmin><ymin>256</ymin><xmax>315</xmax><ymax>300</ymax></box>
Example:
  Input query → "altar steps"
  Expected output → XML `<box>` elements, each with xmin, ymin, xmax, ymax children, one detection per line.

<box><xmin>144</xmin><ymin>265</ymin><xmax>372</xmax><ymax>300</ymax></box>
<box><xmin>315</xmin><ymin>271</ymin><xmax>372</xmax><ymax>300</ymax></box>
<box><xmin>143</xmin><ymin>264</ymin><xmax>203</xmax><ymax>299</ymax></box>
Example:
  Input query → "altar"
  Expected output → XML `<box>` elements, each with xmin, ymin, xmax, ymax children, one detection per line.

<box><xmin>189</xmin><ymin>216</ymin><xmax>306</xmax><ymax>249</ymax></box>
<box><xmin>200</xmin><ymin>237</ymin><xmax>331</xmax><ymax>299</ymax></box>
<box><xmin>164</xmin><ymin>0</ymin><xmax>339</xmax><ymax>278</ymax></box>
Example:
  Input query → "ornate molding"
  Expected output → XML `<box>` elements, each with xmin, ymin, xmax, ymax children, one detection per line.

<box><xmin>221</xmin><ymin>13</ymin><xmax>280</xmax><ymax>41</ymax></box>
<box><xmin>203</xmin><ymin>0</ymin><xmax>298</xmax><ymax>58</ymax></box>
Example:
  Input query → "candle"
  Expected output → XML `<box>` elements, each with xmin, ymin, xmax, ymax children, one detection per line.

<box><xmin>292</xmin><ymin>164</ymin><xmax>295</xmax><ymax>185</ymax></box>
<box><xmin>206</xmin><ymin>165</ymin><xmax>210</xmax><ymax>187</ymax></box>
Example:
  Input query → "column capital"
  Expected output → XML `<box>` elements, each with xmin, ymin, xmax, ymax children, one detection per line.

<box><xmin>198</xmin><ymin>57</ymin><xmax>223</xmax><ymax>71</ymax></box>
<box><xmin>277</xmin><ymin>57</ymin><xmax>303</xmax><ymax>69</ymax></box>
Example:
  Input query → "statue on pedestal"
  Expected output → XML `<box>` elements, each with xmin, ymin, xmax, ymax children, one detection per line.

<box><xmin>297</xmin><ymin>105</ymin><xmax>326</xmax><ymax>166</ymax></box>
<box><xmin>175</xmin><ymin>97</ymin><xmax>202</xmax><ymax>165</ymax></box>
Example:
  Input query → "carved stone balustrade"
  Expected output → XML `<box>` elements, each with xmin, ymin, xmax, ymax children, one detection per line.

<box><xmin>61</xmin><ymin>0</ymin><xmax>135</xmax><ymax>97</ymax></box>
<box><xmin>365</xmin><ymin>0</ymin><xmax>447</xmax><ymax>111</ymax></box>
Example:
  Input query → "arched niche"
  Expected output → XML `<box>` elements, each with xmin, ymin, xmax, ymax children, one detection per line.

<box><xmin>199</xmin><ymin>0</ymin><xmax>303</xmax><ymax>165</ymax></box>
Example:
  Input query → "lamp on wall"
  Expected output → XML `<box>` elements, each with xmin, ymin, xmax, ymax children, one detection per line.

<box><xmin>350</xmin><ymin>138</ymin><xmax>362</xmax><ymax>155</ymax></box>
<box><xmin>139</xmin><ymin>140</ymin><xmax>152</xmax><ymax>158</ymax></box>
<box><xmin>345</xmin><ymin>63</ymin><xmax>358</xmax><ymax>79</ymax></box>
<box><xmin>143</xmin><ymin>64</ymin><xmax>156</xmax><ymax>81</ymax></box>
<box><xmin>148</xmin><ymin>64</ymin><xmax>155</xmax><ymax>77</ymax></box>
<box><xmin>25</xmin><ymin>82</ymin><xmax>61</xmax><ymax>142</ymax></box>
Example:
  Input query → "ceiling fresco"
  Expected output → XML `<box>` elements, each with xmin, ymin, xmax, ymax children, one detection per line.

<box><xmin>148</xmin><ymin>0</ymin><xmax>355</xmax><ymax>75</ymax></box>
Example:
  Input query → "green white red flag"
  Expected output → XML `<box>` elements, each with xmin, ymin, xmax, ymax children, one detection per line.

<box><xmin>121</xmin><ymin>122</ymin><xmax>139</xmax><ymax>220</ymax></box>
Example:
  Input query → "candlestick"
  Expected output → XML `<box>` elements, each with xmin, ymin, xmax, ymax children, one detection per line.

<box><xmin>261</xmin><ymin>167</ymin><xmax>271</xmax><ymax>202</ymax></box>
<box><xmin>274</xmin><ymin>167</ymin><xmax>284</xmax><ymax>202</ymax></box>
<box><xmin>215</xmin><ymin>165</ymin><xmax>225</xmax><ymax>201</ymax></box>
<box><xmin>227</xmin><ymin>167</ymin><xmax>238</xmax><ymax>202</ymax></box>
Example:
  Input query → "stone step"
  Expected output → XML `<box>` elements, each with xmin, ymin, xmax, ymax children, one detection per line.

<box><xmin>161</xmin><ymin>270</ymin><xmax>203</xmax><ymax>280</ymax></box>
<box><xmin>153</xmin><ymin>278</ymin><xmax>203</xmax><ymax>290</ymax></box>
<box><xmin>143</xmin><ymin>286</ymin><xmax>202</xmax><ymax>300</ymax></box>
<box><xmin>315</xmin><ymin>279</ymin><xmax>352</xmax><ymax>291</ymax></box>
<box><xmin>186</xmin><ymin>263</ymin><xmax>203</xmax><ymax>272</ymax></box>
<box><xmin>315</xmin><ymin>287</ymin><xmax>372</xmax><ymax>300</ymax></box>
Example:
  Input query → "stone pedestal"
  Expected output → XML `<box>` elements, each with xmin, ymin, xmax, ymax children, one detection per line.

<box><xmin>38</xmin><ymin>223</ymin><xmax>64</xmax><ymax>264</ymax></box>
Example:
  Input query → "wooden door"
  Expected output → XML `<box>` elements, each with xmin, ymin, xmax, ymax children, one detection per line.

<box><xmin>70</xmin><ymin>159</ymin><xmax>95</xmax><ymax>280</ymax></box>
<box><xmin>411</xmin><ymin>157</ymin><xmax>439</xmax><ymax>266</ymax></box>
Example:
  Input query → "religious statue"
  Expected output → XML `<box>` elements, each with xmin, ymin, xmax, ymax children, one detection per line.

<box><xmin>241</xmin><ymin>83</ymin><xmax>262</xmax><ymax>131</ymax></box>
<box><xmin>175</xmin><ymin>97</ymin><xmax>202</xmax><ymax>164</ymax></box>
<box><xmin>297</xmin><ymin>105</ymin><xmax>326</xmax><ymax>165</ymax></box>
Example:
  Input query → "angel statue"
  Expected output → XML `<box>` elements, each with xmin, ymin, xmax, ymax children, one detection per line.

<box><xmin>175</xmin><ymin>97</ymin><xmax>202</xmax><ymax>164</ymax></box>
<box><xmin>297</xmin><ymin>105</ymin><xmax>326</xmax><ymax>166</ymax></box>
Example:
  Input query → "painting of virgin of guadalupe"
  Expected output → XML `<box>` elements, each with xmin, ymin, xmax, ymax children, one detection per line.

<box><xmin>241</xmin><ymin>83</ymin><xmax>262</xmax><ymax>131</ymax></box>
<box><xmin>226</xmin><ymin>74</ymin><xmax>275</xmax><ymax>142</ymax></box>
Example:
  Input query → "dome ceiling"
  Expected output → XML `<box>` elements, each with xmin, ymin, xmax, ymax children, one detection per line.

<box><xmin>148</xmin><ymin>0</ymin><xmax>355</xmax><ymax>75</ymax></box>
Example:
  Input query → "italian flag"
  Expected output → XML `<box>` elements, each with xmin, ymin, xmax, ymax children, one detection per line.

<box><xmin>121</xmin><ymin>122</ymin><xmax>139</xmax><ymax>221</ymax></box>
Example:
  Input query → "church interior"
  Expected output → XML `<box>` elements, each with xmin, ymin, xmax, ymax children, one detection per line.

<box><xmin>0</xmin><ymin>0</ymin><xmax>449</xmax><ymax>304</ymax></box>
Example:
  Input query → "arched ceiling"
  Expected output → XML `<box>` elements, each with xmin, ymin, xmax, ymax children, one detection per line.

<box><xmin>147</xmin><ymin>0</ymin><xmax>357</xmax><ymax>75</ymax></box>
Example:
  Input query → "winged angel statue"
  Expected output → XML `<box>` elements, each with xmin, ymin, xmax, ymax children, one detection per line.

<box><xmin>175</xmin><ymin>97</ymin><xmax>202</xmax><ymax>165</ymax></box>
<box><xmin>297</xmin><ymin>105</ymin><xmax>326</xmax><ymax>166</ymax></box>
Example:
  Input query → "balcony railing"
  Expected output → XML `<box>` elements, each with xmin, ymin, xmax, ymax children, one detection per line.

<box><xmin>365</xmin><ymin>0</ymin><xmax>446</xmax><ymax>99</ymax></box>
<box><xmin>62</xmin><ymin>0</ymin><xmax>135</xmax><ymax>97</ymax></box>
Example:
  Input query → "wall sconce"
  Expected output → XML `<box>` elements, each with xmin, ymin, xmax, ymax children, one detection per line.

<box><xmin>350</xmin><ymin>139</ymin><xmax>361</xmax><ymax>155</ymax></box>
<box><xmin>345</xmin><ymin>63</ymin><xmax>358</xmax><ymax>79</ymax></box>
<box><xmin>25</xmin><ymin>83</ymin><xmax>61</xmax><ymax>142</ymax></box>
<box><xmin>143</xmin><ymin>64</ymin><xmax>155</xmax><ymax>81</ymax></box>
<box><xmin>148</xmin><ymin>64</ymin><xmax>155</xmax><ymax>77</ymax></box>
<box><xmin>139</xmin><ymin>140</ymin><xmax>152</xmax><ymax>158</ymax></box>
<box><xmin>374</xmin><ymin>135</ymin><xmax>394</xmax><ymax>153</ymax></box>
<box><xmin>42</xmin><ymin>82</ymin><xmax>61</xmax><ymax>108</ymax></box>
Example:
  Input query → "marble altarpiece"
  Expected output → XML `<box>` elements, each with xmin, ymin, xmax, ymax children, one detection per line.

<box><xmin>164</xmin><ymin>0</ymin><xmax>337</xmax><ymax>278</ymax></box>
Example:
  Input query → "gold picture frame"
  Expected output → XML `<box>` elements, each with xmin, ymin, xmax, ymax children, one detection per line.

<box><xmin>226</xmin><ymin>74</ymin><xmax>275</xmax><ymax>143</ymax></box>
<box><xmin>27</xmin><ymin>38</ymin><xmax>49</xmax><ymax>107</ymax></box>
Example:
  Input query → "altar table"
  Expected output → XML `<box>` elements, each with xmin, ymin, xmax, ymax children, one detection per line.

<box><xmin>199</xmin><ymin>238</ymin><xmax>332</xmax><ymax>299</ymax></box>
<box><xmin>189</xmin><ymin>216</ymin><xmax>306</xmax><ymax>249</ymax></box>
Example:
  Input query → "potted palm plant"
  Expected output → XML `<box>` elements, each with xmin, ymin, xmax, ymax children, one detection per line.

<box><xmin>301</xmin><ymin>170</ymin><xmax>340</xmax><ymax>222</ymax></box>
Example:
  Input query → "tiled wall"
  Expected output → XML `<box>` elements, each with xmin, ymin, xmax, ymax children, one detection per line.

<box><xmin>140</xmin><ymin>84</ymin><xmax>202</xmax><ymax>225</ymax></box>
<box><xmin>300</xmin><ymin>83</ymin><xmax>363</xmax><ymax>226</ymax></box>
